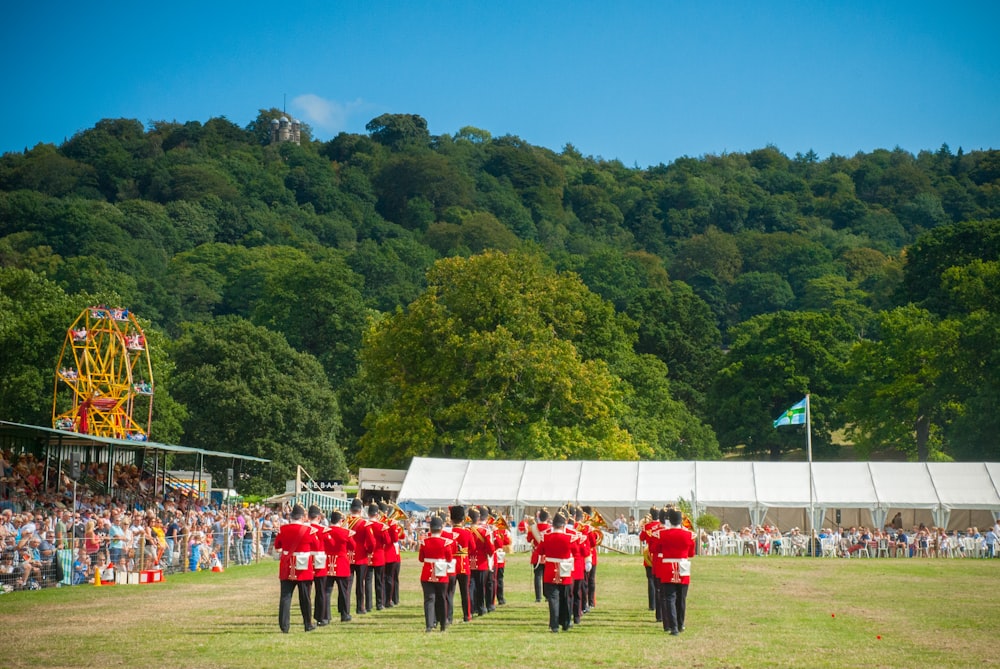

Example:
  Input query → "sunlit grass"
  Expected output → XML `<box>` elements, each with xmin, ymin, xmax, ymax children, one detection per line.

<box><xmin>3</xmin><ymin>552</ymin><xmax>997</xmax><ymax>668</ymax></box>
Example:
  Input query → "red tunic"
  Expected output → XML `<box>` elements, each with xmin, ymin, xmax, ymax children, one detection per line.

<box><xmin>528</xmin><ymin>521</ymin><xmax>551</xmax><ymax>566</ymax></box>
<box><xmin>384</xmin><ymin>522</ymin><xmax>404</xmax><ymax>564</ymax></box>
<box><xmin>368</xmin><ymin>519</ymin><xmax>390</xmax><ymax>567</ymax></box>
<box><xmin>579</xmin><ymin>523</ymin><xmax>599</xmax><ymax>565</ymax></box>
<box><xmin>493</xmin><ymin>528</ymin><xmax>511</xmax><ymax>567</ymax></box>
<box><xmin>469</xmin><ymin>524</ymin><xmax>494</xmax><ymax>571</ymax></box>
<box><xmin>451</xmin><ymin>526</ymin><xmax>473</xmax><ymax>576</ymax></box>
<box><xmin>311</xmin><ymin>522</ymin><xmax>329</xmax><ymax>578</ymax></box>
<box><xmin>324</xmin><ymin>524</ymin><xmax>354</xmax><ymax>578</ymax></box>
<box><xmin>640</xmin><ymin>520</ymin><xmax>662</xmax><ymax>568</ymax></box>
<box><xmin>274</xmin><ymin>520</ymin><xmax>320</xmax><ymax>581</ymax></box>
<box><xmin>418</xmin><ymin>535</ymin><xmax>454</xmax><ymax>583</ymax></box>
<box><xmin>570</xmin><ymin>527</ymin><xmax>591</xmax><ymax>580</ymax></box>
<box><xmin>539</xmin><ymin>528</ymin><xmax>574</xmax><ymax>585</ymax></box>
<box><xmin>346</xmin><ymin>515</ymin><xmax>373</xmax><ymax>566</ymax></box>
<box><xmin>649</xmin><ymin>527</ymin><xmax>695</xmax><ymax>584</ymax></box>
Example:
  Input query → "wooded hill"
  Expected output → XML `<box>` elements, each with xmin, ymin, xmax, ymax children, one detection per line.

<box><xmin>1</xmin><ymin>109</ymin><xmax>998</xmax><ymax>492</ymax></box>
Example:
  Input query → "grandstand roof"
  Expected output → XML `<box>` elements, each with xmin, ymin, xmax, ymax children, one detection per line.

<box><xmin>0</xmin><ymin>420</ymin><xmax>270</xmax><ymax>463</ymax></box>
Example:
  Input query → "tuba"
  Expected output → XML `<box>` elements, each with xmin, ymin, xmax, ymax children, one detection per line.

<box><xmin>588</xmin><ymin>508</ymin><xmax>610</xmax><ymax>545</ymax></box>
<box><xmin>390</xmin><ymin>503</ymin><xmax>408</xmax><ymax>523</ymax></box>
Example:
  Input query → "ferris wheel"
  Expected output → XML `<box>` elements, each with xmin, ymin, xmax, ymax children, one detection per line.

<box><xmin>52</xmin><ymin>306</ymin><xmax>154</xmax><ymax>441</ymax></box>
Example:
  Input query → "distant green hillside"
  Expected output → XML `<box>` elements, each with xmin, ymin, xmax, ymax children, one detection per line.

<box><xmin>1</xmin><ymin>110</ymin><xmax>998</xmax><ymax>492</ymax></box>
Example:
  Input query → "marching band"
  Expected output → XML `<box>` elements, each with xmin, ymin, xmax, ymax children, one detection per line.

<box><xmin>275</xmin><ymin>500</ymin><xmax>696</xmax><ymax>635</ymax></box>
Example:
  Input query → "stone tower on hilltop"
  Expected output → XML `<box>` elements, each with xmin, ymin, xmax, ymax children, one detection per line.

<box><xmin>269</xmin><ymin>116</ymin><xmax>301</xmax><ymax>145</ymax></box>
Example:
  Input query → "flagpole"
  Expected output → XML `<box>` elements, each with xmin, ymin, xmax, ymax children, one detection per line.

<box><xmin>806</xmin><ymin>394</ymin><xmax>814</xmax><ymax>541</ymax></box>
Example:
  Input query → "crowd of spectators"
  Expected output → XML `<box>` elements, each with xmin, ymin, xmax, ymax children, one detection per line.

<box><xmin>1</xmin><ymin>449</ymin><xmax>288</xmax><ymax>594</ymax></box>
<box><xmin>703</xmin><ymin>521</ymin><xmax>1000</xmax><ymax>558</ymax></box>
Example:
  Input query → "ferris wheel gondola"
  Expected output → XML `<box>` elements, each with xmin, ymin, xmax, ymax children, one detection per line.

<box><xmin>52</xmin><ymin>306</ymin><xmax>154</xmax><ymax>440</ymax></box>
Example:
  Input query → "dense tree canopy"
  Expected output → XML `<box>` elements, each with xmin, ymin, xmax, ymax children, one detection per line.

<box><xmin>2</xmin><ymin>113</ymin><xmax>1000</xmax><ymax>494</ymax></box>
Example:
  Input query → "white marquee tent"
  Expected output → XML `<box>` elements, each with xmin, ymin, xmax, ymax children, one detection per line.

<box><xmin>398</xmin><ymin>457</ymin><xmax>1000</xmax><ymax>532</ymax></box>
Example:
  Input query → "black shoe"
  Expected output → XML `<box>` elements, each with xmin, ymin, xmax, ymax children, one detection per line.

<box><xmin>669</xmin><ymin>628</ymin><xmax>679</xmax><ymax>636</ymax></box>
<box><xmin>425</xmin><ymin>627</ymin><xmax>434</xmax><ymax>633</ymax></box>
<box><xmin>280</xmin><ymin>628</ymin><xmax>289</xmax><ymax>634</ymax></box>
<box><xmin>316</xmin><ymin>620</ymin><xmax>329</xmax><ymax>627</ymax></box>
<box><xmin>341</xmin><ymin>615</ymin><xmax>352</xmax><ymax>622</ymax></box>
<box><xmin>305</xmin><ymin>624</ymin><xmax>317</xmax><ymax>632</ymax></box>
<box><xmin>376</xmin><ymin>605</ymin><xmax>383</xmax><ymax>611</ymax></box>
<box><xmin>550</xmin><ymin>627</ymin><xmax>559</xmax><ymax>633</ymax></box>
<box><xmin>536</xmin><ymin>598</ymin><xmax>542</xmax><ymax>603</ymax></box>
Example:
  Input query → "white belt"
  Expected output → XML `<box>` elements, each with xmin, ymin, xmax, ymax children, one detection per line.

<box><xmin>420</xmin><ymin>558</ymin><xmax>449</xmax><ymax>564</ymax></box>
<box><xmin>545</xmin><ymin>557</ymin><xmax>573</xmax><ymax>563</ymax></box>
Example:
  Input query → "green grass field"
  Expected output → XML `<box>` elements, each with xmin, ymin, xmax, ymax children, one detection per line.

<box><xmin>3</xmin><ymin>553</ymin><xmax>997</xmax><ymax>668</ymax></box>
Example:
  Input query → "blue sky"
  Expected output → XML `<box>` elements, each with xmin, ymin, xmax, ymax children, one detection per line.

<box><xmin>3</xmin><ymin>2</ymin><xmax>998</xmax><ymax>167</ymax></box>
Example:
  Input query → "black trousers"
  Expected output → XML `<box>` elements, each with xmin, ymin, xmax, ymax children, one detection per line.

<box><xmin>658</xmin><ymin>581</ymin><xmax>688</xmax><ymax>632</ymax></box>
<box><xmin>572</xmin><ymin>577</ymin><xmax>586</xmax><ymax>622</ymax></box>
<box><xmin>445</xmin><ymin>575</ymin><xmax>456</xmax><ymax>623</ymax></box>
<box><xmin>421</xmin><ymin>580</ymin><xmax>447</xmax><ymax>631</ymax></box>
<box><xmin>326</xmin><ymin>575</ymin><xmax>351</xmax><ymax>618</ymax></box>
<box><xmin>533</xmin><ymin>563</ymin><xmax>544</xmax><ymax>601</ymax></box>
<box><xmin>496</xmin><ymin>565</ymin><xmax>506</xmax><ymax>604</ymax></box>
<box><xmin>352</xmin><ymin>563</ymin><xmax>368</xmax><ymax>613</ymax></box>
<box><xmin>485</xmin><ymin>567</ymin><xmax>496</xmax><ymax>609</ymax></box>
<box><xmin>586</xmin><ymin>563</ymin><xmax>597</xmax><ymax>607</ymax></box>
<box><xmin>278</xmin><ymin>579</ymin><xmax>312</xmax><ymax>632</ymax></box>
<box><xmin>645</xmin><ymin>565</ymin><xmax>657</xmax><ymax>611</ymax></box>
<box><xmin>456</xmin><ymin>573</ymin><xmax>471</xmax><ymax>621</ymax></box>
<box><xmin>385</xmin><ymin>561</ymin><xmax>400</xmax><ymax>606</ymax></box>
<box><xmin>372</xmin><ymin>564</ymin><xmax>385</xmax><ymax>609</ymax></box>
<box><xmin>312</xmin><ymin>575</ymin><xmax>330</xmax><ymax>623</ymax></box>
<box><xmin>470</xmin><ymin>569</ymin><xmax>487</xmax><ymax>615</ymax></box>
<box><xmin>543</xmin><ymin>582</ymin><xmax>572</xmax><ymax>631</ymax></box>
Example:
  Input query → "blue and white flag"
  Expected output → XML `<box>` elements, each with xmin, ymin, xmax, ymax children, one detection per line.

<box><xmin>773</xmin><ymin>398</ymin><xmax>807</xmax><ymax>428</ymax></box>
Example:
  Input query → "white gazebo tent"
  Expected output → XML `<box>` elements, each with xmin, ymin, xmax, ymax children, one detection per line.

<box><xmin>397</xmin><ymin>457</ymin><xmax>1000</xmax><ymax>533</ymax></box>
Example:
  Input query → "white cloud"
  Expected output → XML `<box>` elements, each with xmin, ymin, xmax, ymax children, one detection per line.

<box><xmin>292</xmin><ymin>94</ymin><xmax>367</xmax><ymax>134</ymax></box>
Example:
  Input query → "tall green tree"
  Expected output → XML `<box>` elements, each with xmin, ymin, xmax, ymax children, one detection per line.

<box><xmin>357</xmin><ymin>251</ymin><xmax>640</xmax><ymax>466</ymax></box>
<box><xmin>168</xmin><ymin>317</ymin><xmax>346</xmax><ymax>492</ymax></box>
<box><xmin>842</xmin><ymin>305</ymin><xmax>960</xmax><ymax>461</ymax></box>
<box><xmin>0</xmin><ymin>269</ymin><xmax>79</xmax><ymax>426</ymax></box>
<box><xmin>708</xmin><ymin>311</ymin><xmax>853</xmax><ymax>460</ymax></box>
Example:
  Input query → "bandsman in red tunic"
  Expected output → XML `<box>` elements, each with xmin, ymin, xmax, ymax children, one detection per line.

<box><xmin>527</xmin><ymin>508</ymin><xmax>552</xmax><ymax>603</ymax></box>
<box><xmin>346</xmin><ymin>498</ymin><xmax>373</xmax><ymax>615</ymax></box>
<box><xmin>528</xmin><ymin>512</ymin><xmax>574</xmax><ymax>632</ymax></box>
<box><xmin>447</xmin><ymin>505</ymin><xmax>473</xmax><ymax>623</ymax></box>
<box><xmin>648</xmin><ymin>508</ymin><xmax>696</xmax><ymax>635</ymax></box>
<box><xmin>580</xmin><ymin>505</ymin><xmax>600</xmax><ymax>609</ymax></box>
<box><xmin>324</xmin><ymin>510</ymin><xmax>355</xmax><ymax>622</ymax></box>
<box><xmin>490</xmin><ymin>514</ymin><xmax>512</xmax><ymax>606</ymax></box>
<box><xmin>639</xmin><ymin>506</ymin><xmax>662</xmax><ymax>615</ymax></box>
<box><xmin>569</xmin><ymin>512</ymin><xmax>592</xmax><ymax>625</ymax></box>
<box><xmin>274</xmin><ymin>504</ymin><xmax>320</xmax><ymax>633</ymax></box>
<box><xmin>418</xmin><ymin>515</ymin><xmax>454</xmax><ymax>632</ymax></box>
<box><xmin>379</xmin><ymin>504</ymin><xmax>406</xmax><ymax>609</ymax></box>
<box><xmin>307</xmin><ymin>505</ymin><xmax>331</xmax><ymax>626</ymax></box>
<box><xmin>365</xmin><ymin>503</ymin><xmax>390</xmax><ymax>611</ymax></box>
<box><xmin>468</xmin><ymin>506</ymin><xmax>494</xmax><ymax>617</ymax></box>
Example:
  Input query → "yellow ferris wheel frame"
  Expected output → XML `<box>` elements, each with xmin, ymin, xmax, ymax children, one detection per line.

<box><xmin>52</xmin><ymin>306</ymin><xmax>154</xmax><ymax>441</ymax></box>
